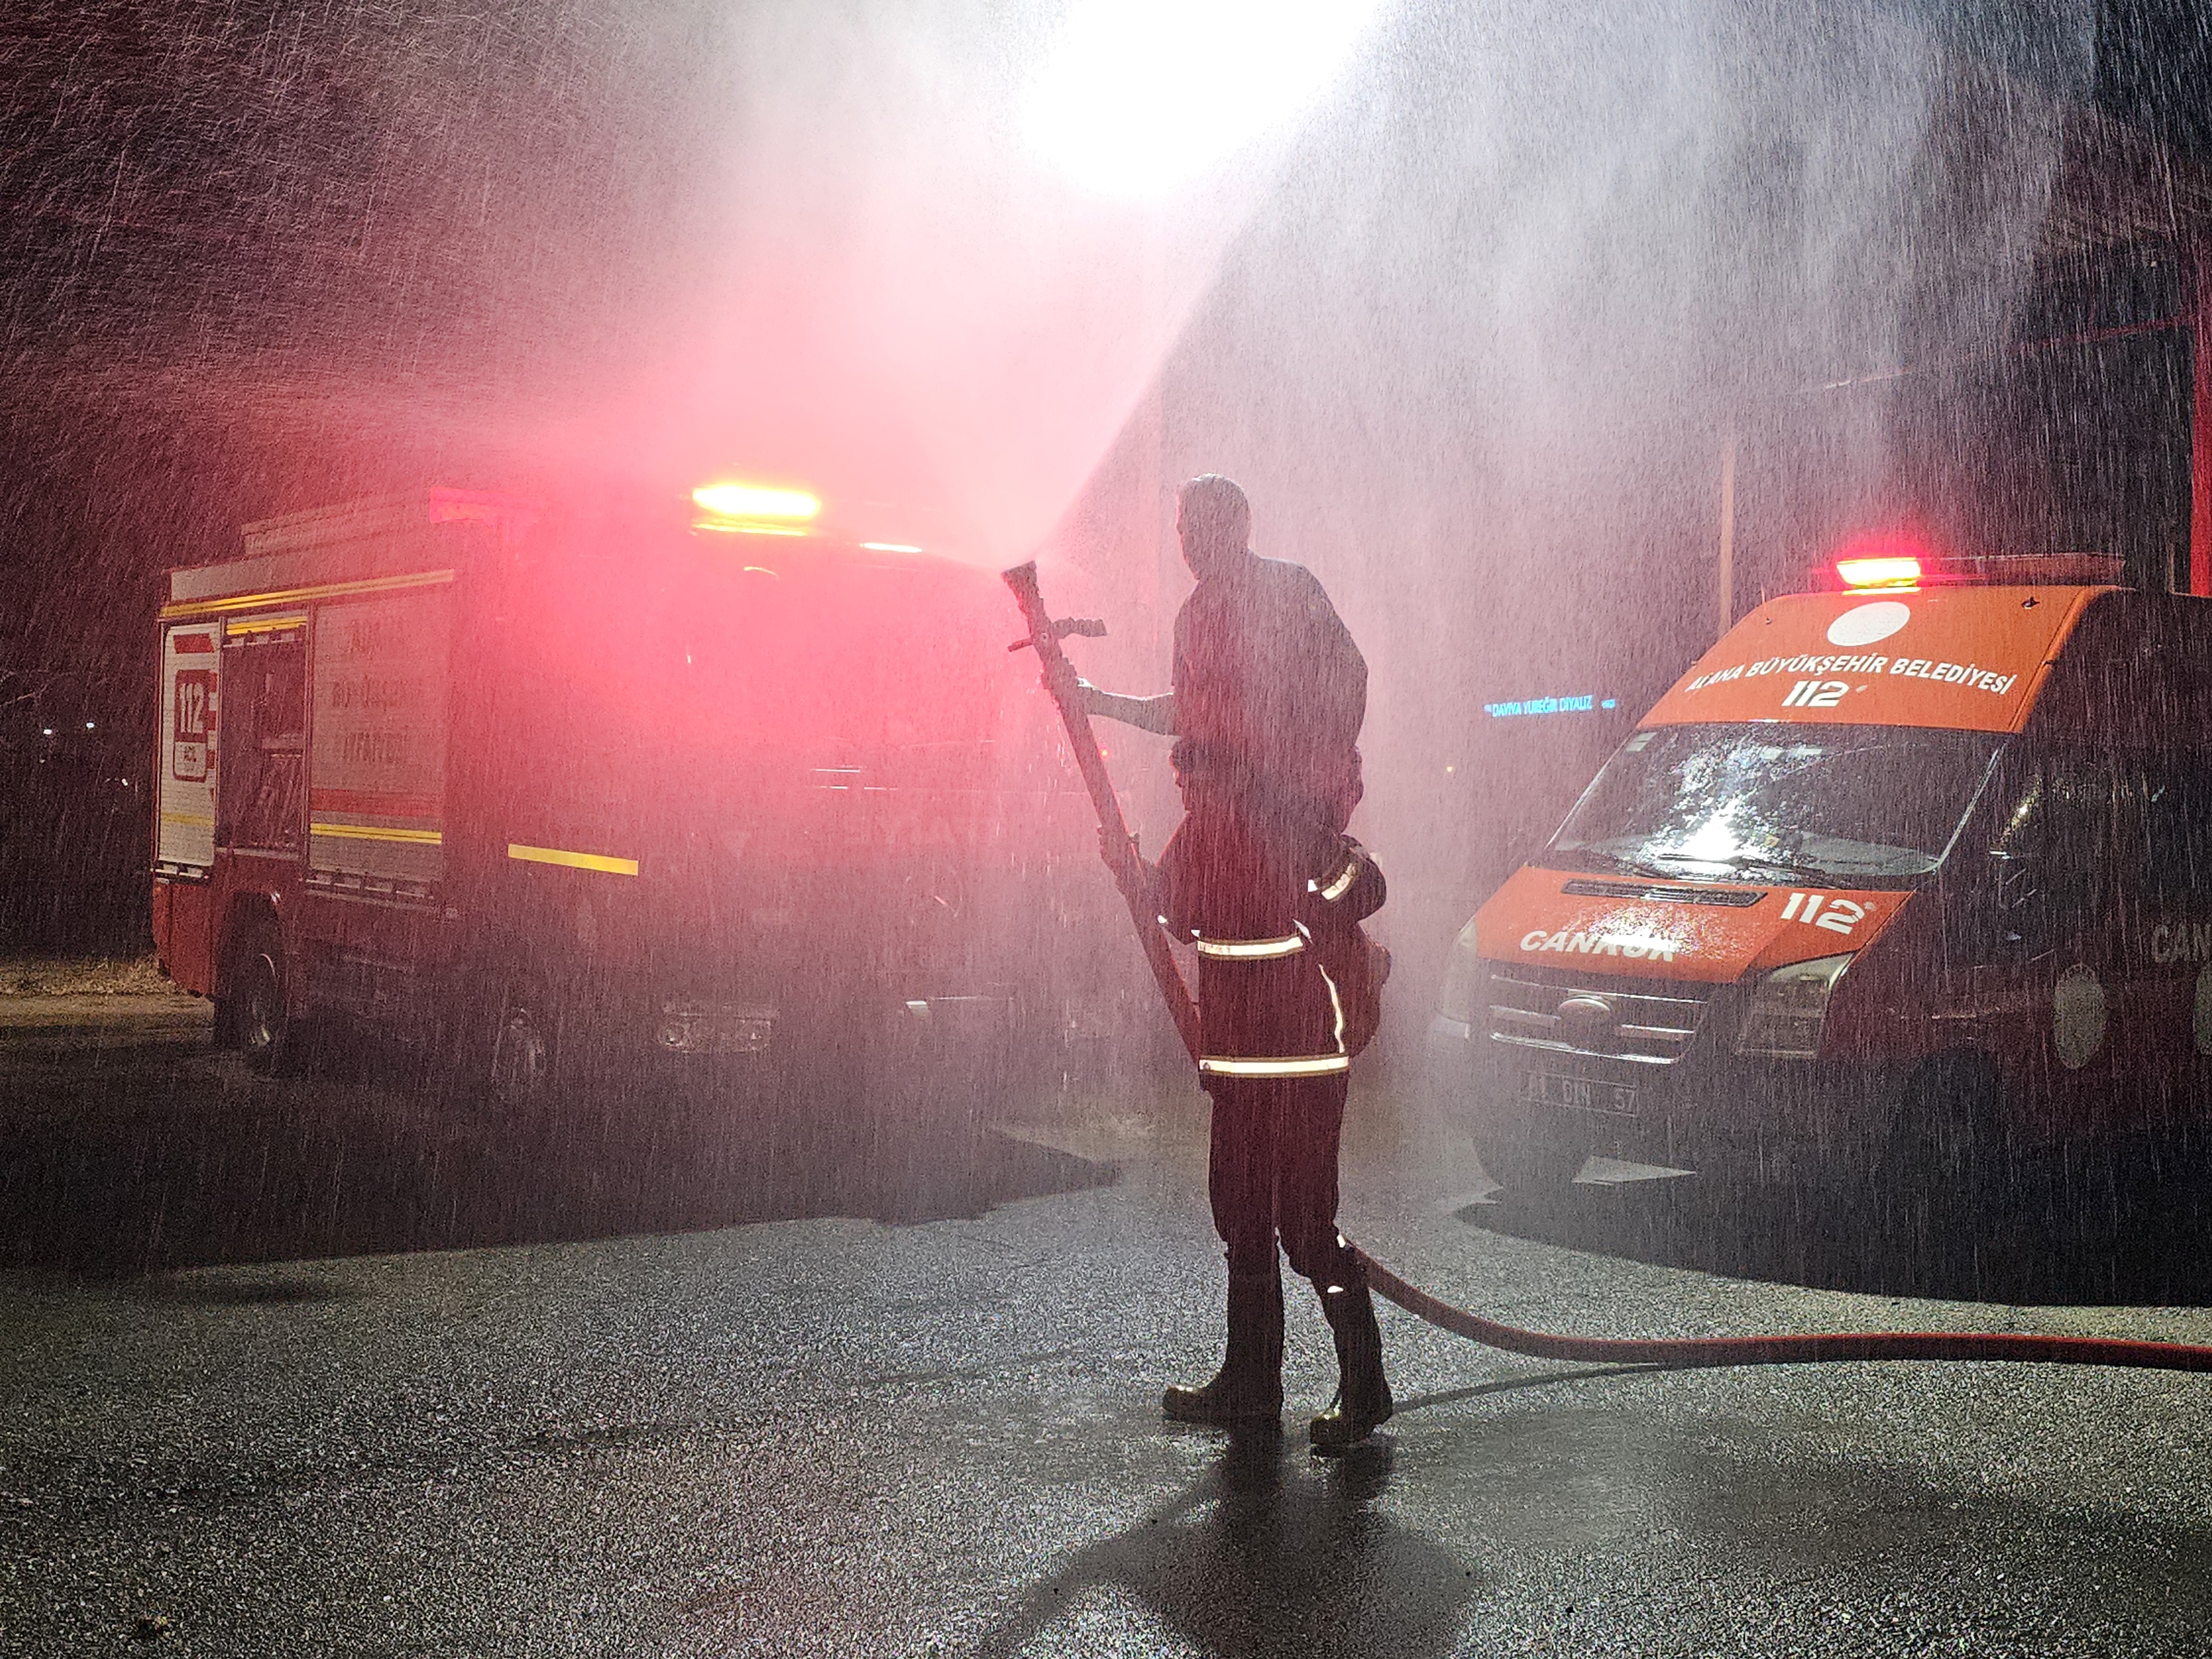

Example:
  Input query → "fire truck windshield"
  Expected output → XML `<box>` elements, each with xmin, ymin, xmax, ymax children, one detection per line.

<box><xmin>1550</xmin><ymin>722</ymin><xmax>2005</xmax><ymax>889</ymax></box>
<box><xmin>552</xmin><ymin>535</ymin><xmax>1035</xmax><ymax>795</ymax></box>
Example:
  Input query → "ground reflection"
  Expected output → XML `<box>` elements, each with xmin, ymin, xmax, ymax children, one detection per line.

<box><xmin>0</xmin><ymin>998</ymin><xmax>1115</xmax><ymax>1272</ymax></box>
<box><xmin>1461</xmin><ymin>1134</ymin><xmax>2212</xmax><ymax>1307</ymax></box>
<box><xmin>976</xmin><ymin>1433</ymin><xmax>1475</xmax><ymax>1659</ymax></box>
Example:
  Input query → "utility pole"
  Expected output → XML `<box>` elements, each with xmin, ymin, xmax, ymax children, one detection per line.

<box><xmin>1717</xmin><ymin>429</ymin><xmax>1738</xmax><ymax>640</ymax></box>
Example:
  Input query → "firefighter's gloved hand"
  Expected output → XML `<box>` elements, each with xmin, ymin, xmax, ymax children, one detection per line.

<box><xmin>1037</xmin><ymin>653</ymin><xmax>1081</xmax><ymax>703</ymax></box>
<box><xmin>1040</xmin><ymin>656</ymin><xmax>1104</xmax><ymax>717</ymax></box>
<box><xmin>1099</xmin><ymin>826</ymin><xmax>1154</xmax><ymax>904</ymax></box>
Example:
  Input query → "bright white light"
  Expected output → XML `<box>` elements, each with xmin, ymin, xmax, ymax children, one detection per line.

<box><xmin>692</xmin><ymin>482</ymin><xmax>821</xmax><ymax>521</ymax></box>
<box><xmin>861</xmin><ymin>541</ymin><xmax>924</xmax><ymax>554</ymax></box>
<box><xmin>1023</xmin><ymin>0</ymin><xmax>1387</xmax><ymax>197</ymax></box>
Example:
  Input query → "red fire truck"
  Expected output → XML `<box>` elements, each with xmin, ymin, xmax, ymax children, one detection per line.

<box><xmin>1431</xmin><ymin>551</ymin><xmax>2212</xmax><ymax>1209</ymax></box>
<box><xmin>151</xmin><ymin>486</ymin><xmax>1117</xmax><ymax>1109</ymax></box>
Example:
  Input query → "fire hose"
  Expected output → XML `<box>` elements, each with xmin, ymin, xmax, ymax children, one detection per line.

<box><xmin>1004</xmin><ymin>561</ymin><xmax>2212</xmax><ymax>1378</ymax></box>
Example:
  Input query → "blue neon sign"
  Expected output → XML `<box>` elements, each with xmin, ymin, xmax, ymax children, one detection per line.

<box><xmin>1483</xmin><ymin>694</ymin><xmax>1618</xmax><ymax>719</ymax></box>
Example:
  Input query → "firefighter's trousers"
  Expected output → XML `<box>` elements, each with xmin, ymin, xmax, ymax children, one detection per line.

<box><xmin>1196</xmin><ymin>946</ymin><xmax>1361</xmax><ymax>1293</ymax></box>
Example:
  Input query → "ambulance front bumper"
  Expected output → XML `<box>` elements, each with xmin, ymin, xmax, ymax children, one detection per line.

<box><xmin>1426</xmin><ymin>978</ymin><xmax>1910</xmax><ymax>1185</ymax></box>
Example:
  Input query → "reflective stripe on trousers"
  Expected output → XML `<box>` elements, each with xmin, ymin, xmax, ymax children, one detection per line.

<box><xmin>1193</xmin><ymin>933</ymin><xmax>1305</xmax><ymax>959</ymax></box>
<box><xmin>1198</xmin><ymin>1053</ymin><xmax>1352</xmax><ymax>1078</ymax></box>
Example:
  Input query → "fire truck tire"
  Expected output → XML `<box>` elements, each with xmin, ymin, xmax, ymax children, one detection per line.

<box><xmin>229</xmin><ymin>929</ymin><xmax>298</xmax><ymax>1076</ymax></box>
<box><xmin>487</xmin><ymin>980</ymin><xmax>560</xmax><ymax>1111</ymax></box>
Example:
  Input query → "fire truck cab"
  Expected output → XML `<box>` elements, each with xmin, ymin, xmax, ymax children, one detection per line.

<box><xmin>152</xmin><ymin>487</ymin><xmax>1107</xmax><ymax>1109</ymax></box>
<box><xmin>1432</xmin><ymin>554</ymin><xmax>2212</xmax><ymax>1206</ymax></box>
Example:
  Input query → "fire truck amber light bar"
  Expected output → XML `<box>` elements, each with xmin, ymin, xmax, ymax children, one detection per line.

<box><xmin>691</xmin><ymin>483</ymin><xmax>821</xmax><ymax>521</ymax></box>
<box><xmin>507</xmin><ymin>843</ymin><xmax>640</xmax><ymax>877</ymax></box>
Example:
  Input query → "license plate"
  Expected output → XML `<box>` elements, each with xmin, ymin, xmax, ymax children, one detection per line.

<box><xmin>1521</xmin><ymin>1070</ymin><xmax>1638</xmax><ymax>1118</ymax></box>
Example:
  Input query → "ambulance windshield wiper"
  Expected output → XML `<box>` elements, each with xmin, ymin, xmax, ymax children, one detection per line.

<box><xmin>1653</xmin><ymin>851</ymin><xmax>1832</xmax><ymax>884</ymax></box>
<box><xmin>1567</xmin><ymin>848</ymin><xmax>1690</xmax><ymax>881</ymax></box>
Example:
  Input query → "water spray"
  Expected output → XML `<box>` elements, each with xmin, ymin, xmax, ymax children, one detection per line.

<box><xmin>1007</xmin><ymin>562</ymin><xmax>2212</xmax><ymax>1381</ymax></box>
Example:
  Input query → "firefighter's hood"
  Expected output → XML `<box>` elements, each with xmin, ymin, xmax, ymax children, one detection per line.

<box><xmin>1473</xmin><ymin>864</ymin><xmax>1911</xmax><ymax>984</ymax></box>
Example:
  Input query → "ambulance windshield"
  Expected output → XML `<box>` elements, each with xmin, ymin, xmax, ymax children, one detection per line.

<box><xmin>1551</xmin><ymin>722</ymin><xmax>2004</xmax><ymax>888</ymax></box>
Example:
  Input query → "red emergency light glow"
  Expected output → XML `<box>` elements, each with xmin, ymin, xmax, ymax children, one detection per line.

<box><xmin>1836</xmin><ymin>555</ymin><xmax>1923</xmax><ymax>589</ymax></box>
<box><xmin>691</xmin><ymin>482</ymin><xmax>821</xmax><ymax>521</ymax></box>
<box><xmin>1826</xmin><ymin>529</ymin><xmax>1938</xmax><ymax>591</ymax></box>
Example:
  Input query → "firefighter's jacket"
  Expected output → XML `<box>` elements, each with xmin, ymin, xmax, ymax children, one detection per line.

<box><xmin>1170</xmin><ymin>551</ymin><xmax>1366</xmax><ymax>847</ymax></box>
<box><xmin>1155</xmin><ymin>552</ymin><xmax>1383</xmax><ymax>1075</ymax></box>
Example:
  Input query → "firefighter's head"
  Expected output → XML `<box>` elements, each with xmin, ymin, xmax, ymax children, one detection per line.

<box><xmin>1177</xmin><ymin>474</ymin><xmax>1250</xmax><ymax>578</ymax></box>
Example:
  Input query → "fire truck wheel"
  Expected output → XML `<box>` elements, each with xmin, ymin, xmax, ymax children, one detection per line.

<box><xmin>488</xmin><ymin>984</ymin><xmax>558</xmax><ymax>1111</ymax></box>
<box><xmin>233</xmin><ymin>935</ymin><xmax>295</xmax><ymax>1076</ymax></box>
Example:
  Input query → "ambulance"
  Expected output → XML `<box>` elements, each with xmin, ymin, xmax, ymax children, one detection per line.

<box><xmin>150</xmin><ymin>486</ymin><xmax>1112</xmax><ymax>1108</ymax></box>
<box><xmin>1431</xmin><ymin>551</ymin><xmax>2212</xmax><ymax>1205</ymax></box>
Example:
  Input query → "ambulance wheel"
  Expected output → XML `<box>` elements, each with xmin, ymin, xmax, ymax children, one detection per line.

<box><xmin>1473</xmin><ymin>1130</ymin><xmax>1587</xmax><ymax>1207</ymax></box>
<box><xmin>487</xmin><ymin>982</ymin><xmax>559</xmax><ymax>1112</ymax></box>
<box><xmin>1879</xmin><ymin>1053</ymin><xmax>2004</xmax><ymax>1248</ymax></box>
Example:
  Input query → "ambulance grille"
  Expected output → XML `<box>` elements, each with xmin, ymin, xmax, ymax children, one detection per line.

<box><xmin>1486</xmin><ymin>966</ymin><xmax>1710</xmax><ymax>1066</ymax></box>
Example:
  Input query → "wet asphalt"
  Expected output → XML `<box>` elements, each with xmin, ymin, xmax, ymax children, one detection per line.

<box><xmin>3</xmin><ymin>995</ymin><xmax>2211</xmax><ymax>1656</ymax></box>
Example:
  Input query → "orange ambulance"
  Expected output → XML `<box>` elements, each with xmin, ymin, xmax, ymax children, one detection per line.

<box><xmin>1431</xmin><ymin>554</ymin><xmax>2212</xmax><ymax>1204</ymax></box>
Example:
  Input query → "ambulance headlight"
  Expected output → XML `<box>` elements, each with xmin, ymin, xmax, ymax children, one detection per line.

<box><xmin>1434</xmin><ymin>917</ymin><xmax>1483</xmax><ymax>1031</ymax></box>
<box><xmin>1736</xmin><ymin>954</ymin><xmax>1854</xmax><ymax>1060</ymax></box>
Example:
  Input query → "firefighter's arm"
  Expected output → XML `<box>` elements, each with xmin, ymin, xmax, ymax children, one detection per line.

<box><xmin>1098</xmin><ymin>826</ymin><xmax>1159</xmax><ymax>907</ymax></box>
<box><xmin>1078</xmin><ymin>685</ymin><xmax>1177</xmax><ymax>735</ymax></box>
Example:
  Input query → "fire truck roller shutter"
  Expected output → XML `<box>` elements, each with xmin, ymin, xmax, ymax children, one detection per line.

<box><xmin>307</xmin><ymin>589</ymin><xmax>452</xmax><ymax>893</ymax></box>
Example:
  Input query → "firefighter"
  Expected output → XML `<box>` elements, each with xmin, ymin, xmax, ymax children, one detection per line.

<box><xmin>1067</xmin><ymin>473</ymin><xmax>1391</xmax><ymax>1454</ymax></box>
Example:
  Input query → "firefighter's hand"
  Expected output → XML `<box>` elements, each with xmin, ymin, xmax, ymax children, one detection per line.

<box><xmin>1045</xmin><ymin>660</ymin><xmax>1114</xmax><ymax>720</ymax></box>
<box><xmin>1099</xmin><ymin>827</ymin><xmax>1152</xmax><ymax>901</ymax></box>
<box><xmin>1039</xmin><ymin>653</ymin><xmax>1083</xmax><ymax>706</ymax></box>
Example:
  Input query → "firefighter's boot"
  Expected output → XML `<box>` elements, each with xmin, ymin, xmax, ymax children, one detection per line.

<box><xmin>1310</xmin><ymin>1272</ymin><xmax>1392</xmax><ymax>1455</ymax></box>
<box><xmin>1163</xmin><ymin>1267</ymin><xmax>1284</xmax><ymax>1432</ymax></box>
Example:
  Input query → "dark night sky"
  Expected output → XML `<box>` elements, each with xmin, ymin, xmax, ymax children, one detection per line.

<box><xmin>2</xmin><ymin>0</ymin><xmax>2207</xmax><ymax>684</ymax></box>
<box><xmin>1</xmin><ymin>0</ymin><xmax>2209</xmax><ymax>949</ymax></box>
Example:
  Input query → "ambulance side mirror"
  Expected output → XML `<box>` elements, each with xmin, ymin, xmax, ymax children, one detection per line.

<box><xmin>1939</xmin><ymin>848</ymin><xmax>2046</xmax><ymax>967</ymax></box>
<box><xmin>1985</xmin><ymin>848</ymin><xmax>2042</xmax><ymax>911</ymax></box>
<box><xmin>1965</xmin><ymin>760</ymin><xmax>2054</xmax><ymax>956</ymax></box>
<box><xmin>1982</xmin><ymin>849</ymin><xmax>2045</xmax><ymax>950</ymax></box>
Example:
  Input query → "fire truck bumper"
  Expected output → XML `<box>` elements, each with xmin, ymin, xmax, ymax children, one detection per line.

<box><xmin>642</xmin><ymin>983</ymin><xmax>1026</xmax><ymax>1071</ymax></box>
<box><xmin>653</xmin><ymin>999</ymin><xmax>778</xmax><ymax>1057</ymax></box>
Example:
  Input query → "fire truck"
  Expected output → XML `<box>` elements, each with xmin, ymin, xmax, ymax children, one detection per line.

<box><xmin>1431</xmin><ymin>550</ymin><xmax>2212</xmax><ymax>1210</ymax></box>
<box><xmin>150</xmin><ymin>486</ymin><xmax>1116</xmax><ymax>1109</ymax></box>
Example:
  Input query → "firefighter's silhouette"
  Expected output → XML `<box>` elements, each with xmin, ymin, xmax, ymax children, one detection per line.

<box><xmin>1071</xmin><ymin>474</ymin><xmax>1391</xmax><ymax>1453</ymax></box>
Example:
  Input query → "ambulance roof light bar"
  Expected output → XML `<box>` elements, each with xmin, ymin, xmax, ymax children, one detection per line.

<box><xmin>1837</xmin><ymin>555</ymin><xmax>1922</xmax><ymax>589</ymax></box>
<box><xmin>1830</xmin><ymin>551</ymin><xmax>2127</xmax><ymax>591</ymax></box>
